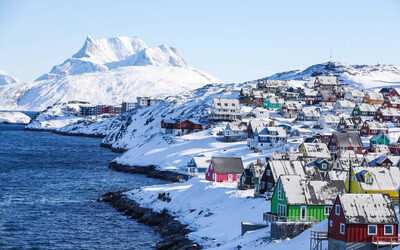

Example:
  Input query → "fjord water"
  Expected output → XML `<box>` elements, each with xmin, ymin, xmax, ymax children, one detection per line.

<box><xmin>0</xmin><ymin>125</ymin><xmax>163</xmax><ymax>249</ymax></box>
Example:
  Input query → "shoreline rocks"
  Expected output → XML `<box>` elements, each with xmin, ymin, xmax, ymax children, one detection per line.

<box><xmin>100</xmin><ymin>190</ymin><xmax>201</xmax><ymax>250</ymax></box>
<box><xmin>23</xmin><ymin>128</ymin><xmax>105</xmax><ymax>138</ymax></box>
<box><xmin>109</xmin><ymin>161</ymin><xmax>190</xmax><ymax>182</ymax></box>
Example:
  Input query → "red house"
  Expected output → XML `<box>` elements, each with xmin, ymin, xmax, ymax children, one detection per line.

<box><xmin>374</xmin><ymin>107</ymin><xmax>400</xmax><ymax>123</ymax></box>
<box><xmin>360</xmin><ymin>120</ymin><xmax>388</xmax><ymax>136</ymax></box>
<box><xmin>328</xmin><ymin>194</ymin><xmax>399</xmax><ymax>249</ymax></box>
<box><xmin>161</xmin><ymin>119</ymin><xmax>203</xmax><ymax>135</ymax></box>
<box><xmin>382</xmin><ymin>96</ymin><xmax>400</xmax><ymax>109</ymax></box>
<box><xmin>386</xmin><ymin>88</ymin><xmax>400</xmax><ymax>98</ymax></box>
<box><xmin>328</xmin><ymin>133</ymin><xmax>363</xmax><ymax>154</ymax></box>
<box><xmin>205</xmin><ymin>157</ymin><xmax>244</xmax><ymax>182</ymax></box>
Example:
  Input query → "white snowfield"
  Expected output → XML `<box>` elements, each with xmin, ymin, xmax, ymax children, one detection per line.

<box><xmin>0</xmin><ymin>36</ymin><xmax>220</xmax><ymax>111</ymax></box>
<box><xmin>0</xmin><ymin>111</ymin><xmax>31</xmax><ymax>124</ymax></box>
<box><xmin>125</xmin><ymin>178</ymin><xmax>328</xmax><ymax>249</ymax></box>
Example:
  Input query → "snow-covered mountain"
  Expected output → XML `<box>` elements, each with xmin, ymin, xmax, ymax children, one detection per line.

<box><xmin>264</xmin><ymin>62</ymin><xmax>400</xmax><ymax>89</ymax></box>
<box><xmin>0</xmin><ymin>70</ymin><xmax>20</xmax><ymax>85</ymax></box>
<box><xmin>0</xmin><ymin>36</ymin><xmax>220</xmax><ymax>111</ymax></box>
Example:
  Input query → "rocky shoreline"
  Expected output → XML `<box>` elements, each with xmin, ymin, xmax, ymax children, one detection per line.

<box><xmin>24</xmin><ymin>128</ymin><xmax>105</xmax><ymax>138</ymax></box>
<box><xmin>99</xmin><ymin>190</ymin><xmax>200</xmax><ymax>250</ymax></box>
<box><xmin>109</xmin><ymin>161</ymin><xmax>190</xmax><ymax>182</ymax></box>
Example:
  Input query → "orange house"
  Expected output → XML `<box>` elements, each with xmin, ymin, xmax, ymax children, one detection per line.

<box><xmin>362</xmin><ymin>92</ymin><xmax>384</xmax><ymax>105</ymax></box>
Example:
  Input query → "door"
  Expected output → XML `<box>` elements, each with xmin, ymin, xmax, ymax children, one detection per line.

<box><xmin>228</xmin><ymin>174</ymin><xmax>233</xmax><ymax>182</ymax></box>
<box><xmin>300</xmin><ymin>206</ymin><xmax>307</xmax><ymax>221</ymax></box>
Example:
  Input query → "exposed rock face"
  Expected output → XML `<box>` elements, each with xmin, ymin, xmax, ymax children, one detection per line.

<box><xmin>108</xmin><ymin>162</ymin><xmax>190</xmax><ymax>182</ymax></box>
<box><xmin>100</xmin><ymin>191</ymin><xmax>200</xmax><ymax>250</ymax></box>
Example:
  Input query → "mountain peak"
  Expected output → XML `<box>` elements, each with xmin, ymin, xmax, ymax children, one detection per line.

<box><xmin>0</xmin><ymin>70</ymin><xmax>19</xmax><ymax>85</ymax></box>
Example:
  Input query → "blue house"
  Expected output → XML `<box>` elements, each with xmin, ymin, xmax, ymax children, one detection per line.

<box><xmin>249</xmin><ymin>126</ymin><xmax>287</xmax><ymax>150</ymax></box>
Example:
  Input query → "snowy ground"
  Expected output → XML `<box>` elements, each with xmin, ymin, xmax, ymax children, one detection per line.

<box><xmin>125</xmin><ymin>177</ymin><xmax>327</xmax><ymax>249</ymax></box>
<box><xmin>0</xmin><ymin>111</ymin><xmax>31</xmax><ymax>124</ymax></box>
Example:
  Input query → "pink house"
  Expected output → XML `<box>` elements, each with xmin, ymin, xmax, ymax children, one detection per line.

<box><xmin>206</xmin><ymin>157</ymin><xmax>244</xmax><ymax>182</ymax></box>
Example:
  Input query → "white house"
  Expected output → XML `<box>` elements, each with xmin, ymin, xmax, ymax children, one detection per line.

<box><xmin>223</xmin><ymin>122</ymin><xmax>247</xmax><ymax>142</ymax></box>
<box><xmin>333</xmin><ymin>100</ymin><xmax>356</xmax><ymax>114</ymax></box>
<box><xmin>210</xmin><ymin>98</ymin><xmax>242</xmax><ymax>121</ymax></box>
<box><xmin>318</xmin><ymin>114</ymin><xmax>341</xmax><ymax>129</ymax></box>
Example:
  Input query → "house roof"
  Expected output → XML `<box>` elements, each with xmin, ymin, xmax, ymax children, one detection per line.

<box><xmin>283</xmin><ymin>101</ymin><xmax>302</xmax><ymax>109</ymax></box>
<box><xmin>211</xmin><ymin>157</ymin><xmax>244</xmax><ymax>174</ymax></box>
<box><xmin>335</xmin><ymin>100</ymin><xmax>355</xmax><ymax>109</ymax></box>
<box><xmin>301</xmin><ymin>143</ymin><xmax>331</xmax><ymax>158</ymax></box>
<box><xmin>300</xmin><ymin>107</ymin><xmax>321</xmax><ymax>117</ymax></box>
<box><xmin>249</xmin><ymin>161</ymin><xmax>266</xmax><ymax>178</ymax></box>
<box><xmin>366</xmin><ymin>92</ymin><xmax>384</xmax><ymax>101</ymax></box>
<box><xmin>268</xmin><ymin>160</ymin><xmax>305</xmax><ymax>181</ymax></box>
<box><xmin>225</xmin><ymin>122</ymin><xmax>247</xmax><ymax>131</ymax></box>
<box><xmin>280</xmin><ymin>175</ymin><xmax>346</xmax><ymax>206</ymax></box>
<box><xmin>370</xmin><ymin>132</ymin><xmax>389</xmax><ymax>142</ymax></box>
<box><xmin>316</xmin><ymin>76</ymin><xmax>337</xmax><ymax>85</ymax></box>
<box><xmin>213</xmin><ymin>98</ymin><xmax>240</xmax><ymax>109</ymax></box>
<box><xmin>333</xmin><ymin>133</ymin><xmax>363</xmax><ymax>148</ymax></box>
<box><xmin>377</xmin><ymin>107</ymin><xmax>400</xmax><ymax>116</ymax></box>
<box><xmin>342</xmin><ymin>116</ymin><xmax>363</xmax><ymax>126</ymax></box>
<box><xmin>353</xmin><ymin>166</ymin><xmax>400</xmax><ymax>191</ymax></box>
<box><xmin>385</xmin><ymin>96</ymin><xmax>400</xmax><ymax>105</ymax></box>
<box><xmin>339</xmin><ymin>194</ymin><xmax>398</xmax><ymax>224</ymax></box>
<box><xmin>257</xmin><ymin>126</ymin><xmax>287</xmax><ymax>137</ymax></box>
<box><xmin>192</xmin><ymin>157</ymin><xmax>210</xmax><ymax>169</ymax></box>
<box><xmin>364</xmin><ymin>120</ymin><xmax>388</xmax><ymax>130</ymax></box>
<box><xmin>357</xmin><ymin>103</ymin><xmax>377</xmax><ymax>112</ymax></box>
<box><xmin>321</xmin><ymin>114</ymin><xmax>340</xmax><ymax>123</ymax></box>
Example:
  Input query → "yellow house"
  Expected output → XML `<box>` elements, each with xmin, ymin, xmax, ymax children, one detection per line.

<box><xmin>298</xmin><ymin>142</ymin><xmax>331</xmax><ymax>159</ymax></box>
<box><xmin>345</xmin><ymin>167</ymin><xmax>400</xmax><ymax>198</ymax></box>
<box><xmin>361</xmin><ymin>92</ymin><xmax>384</xmax><ymax>105</ymax></box>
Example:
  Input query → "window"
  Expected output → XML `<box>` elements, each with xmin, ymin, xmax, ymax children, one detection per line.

<box><xmin>340</xmin><ymin>223</ymin><xmax>345</xmax><ymax>235</ymax></box>
<box><xmin>277</xmin><ymin>204</ymin><xmax>286</xmax><ymax>217</ymax></box>
<box><xmin>322</xmin><ymin>163</ymin><xmax>327</xmax><ymax>170</ymax></box>
<box><xmin>384</xmin><ymin>225</ymin><xmax>393</xmax><ymax>235</ymax></box>
<box><xmin>278</xmin><ymin>183</ymin><xmax>284</xmax><ymax>200</ymax></box>
<box><xmin>365</xmin><ymin>177</ymin><xmax>372</xmax><ymax>184</ymax></box>
<box><xmin>368</xmin><ymin>225</ymin><xmax>377</xmax><ymax>235</ymax></box>
<box><xmin>335</xmin><ymin>204</ymin><xmax>340</xmax><ymax>215</ymax></box>
<box><xmin>330</xmin><ymin>220</ymin><xmax>333</xmax><ymax>227</ymax></box>
<box><xmin>266</xmin><ymin>170</ymin><xmax>271</xmax><ymax>176</ymax></box>
<box><xmin>324</xmin><ymin>206</ymin><xmax>332</xmax><ymax>215</ymax></box>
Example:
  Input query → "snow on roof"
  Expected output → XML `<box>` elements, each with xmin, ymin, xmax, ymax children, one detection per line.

<box><xmin>213</xmin><ymin>98</ymin><xmax>240</xmax><ymax>108</ymax></box>
<box><xmin>378</xmin><ymin>107</ymin><xmax>400</xmax><ymax>116</ymax></box>
<box><xmin>370</xmin><ymin>132</ymin><xmax>389</xmax><ymax>142</ymax></box>
<box><xmin>211</xmin><ymin>157</ymin><xmax>244</xmax><ymax>174</ymax></box>
<box><xmin>366</xmin><ymin>92</ymin><xmax>384</xmax><ymax>101</ymax></box>
<box><xmin>280</xmin><ymin>175</ymin><xmax>346</xmax><ymax>206</ymax></box>
<box><xmin>364</xmin><ymin>120</ymin><xmax>388</xmax><ymax>130</ymax></box>
<box><xmin>301</xmin><ymin>143</ymin><xmax>330</xmax><ymax>158</ymax></box>
<box><xmin>192</xmin><ymin>157</ymin><xmax>210</xmax><ymax>169</ymax></box>
<box><xmin>300</xmin><ymin>107</ymin><xmax>320</xmax><ymax>117</ymax></box>
<box><xmin>316</xmin><ymin>76</ymin><xmax>337</xmax><ymax>85</ymax></box>
<box><xmin>269</xmin><ymin>160</ymin><xmax>305</xmax><ymax>181</ymax></box>
<box><xmin>321</xmin><ymin>114</ymin><xmax>340</xmax><ymax>123</ymax></box>
<box><xmin>353</xmin><ymin>166</ymin><xmax>400</xmax><ymax>191</ymax></box>
<box><xmin>357</xmin><ymin>103</ymin><xmax>377</xmax><ymax>112</ymax></box>
<box><xmin>333</xmin><ymin>133</ymin><xmax>363</xmax><ymax>148</ymax></box>
<box><xmin>335</xmin><ymin>100</ymin><xmax>356</xmax><ymax>108</ymax></box>
<box><xmin>339</xmin><ymin>194</ymin><xmax>398</xmax><ymax>224</ymax></box>
<box><xmin>225</xmin><ymin>121</ymin><xmax>247</xmax><ymax>131</ymax></box>
<box><xmin>385</xmin><ymin>96</ymin><xmax>400</xmax><ymax>104</ymax></box>
<box><xmin>283</xmin><ymin>101</ymin><xmax>303</xmax><ymax>109</ymax></box>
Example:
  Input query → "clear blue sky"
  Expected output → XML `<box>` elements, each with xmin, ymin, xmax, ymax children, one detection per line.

<box><xmin>0</xmin><ymin>0</ymin><xmax>399</xmax><ymax>82</ymax></box>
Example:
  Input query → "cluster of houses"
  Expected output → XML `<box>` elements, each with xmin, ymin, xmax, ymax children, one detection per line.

<box><xmin>79</xmin><ymin>97</ymin><xmax>160</xmax><ymax>116</ymax></box>
<box><xmin>181</xmin><ymin>76</ymin><xmax>400</xmax><ymax>248</ymax></box>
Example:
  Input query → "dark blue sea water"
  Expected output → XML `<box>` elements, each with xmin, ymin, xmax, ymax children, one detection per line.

<box><xmin>0</xmin><ymin>125</ymin><xmax>164</xmax><ymax>249</ymax></box>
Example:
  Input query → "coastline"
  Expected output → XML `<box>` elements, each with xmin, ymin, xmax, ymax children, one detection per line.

<box><xmin>23</xmin><ymin>128</ymin><xmax>105</xmax><ymax>138</ymax></box>
<box><xmin>100</xmin><ymin>190</ymin><xmax>200</xmax><ymax>250</ymax></box>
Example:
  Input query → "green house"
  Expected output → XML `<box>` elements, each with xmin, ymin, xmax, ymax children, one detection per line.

<box><xmin>352</xmin><ymin>103</ymin><xmax>377</xmax><ymax>116</ymax></box>
<box><xmin>239</xmin><ymin>160</ymin><xmax>265</xmax><ymax>190</ymax></box>
<box><xmin>263</xmin><ymin>96</ymin><xmax>284</xmax><ymax>110</ymax></box>
<box><xmin>271</xmin><ymin>175</ymin><xmax>346</xmax><ymax>222</ymax></box>
<box><xmin>370</xmin><ymin>132</ymin><xmax>390</xmax><ymax>146</ymax></box>
<box><xmin>307</xmin><ymin>159</ymin><xmax>331</xmax><ymax>178</ymax></box>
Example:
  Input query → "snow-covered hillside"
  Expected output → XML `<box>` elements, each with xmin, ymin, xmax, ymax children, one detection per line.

<box><xmin>0</xmin><ymin>111</ymin><xmax>31</xmax><ymax>124</ymax></box>
<box><xmin>0</xmin><ymin>36</ymin><xmax>220</xmax><ymax>111</ymax></box>
<box><xmin>265</xmin><ymin>62</ymin><xmax>400</xmax><ymax>90</ymax></box>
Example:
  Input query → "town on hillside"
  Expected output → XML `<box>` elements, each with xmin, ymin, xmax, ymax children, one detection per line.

<box><xmin>156</xmin><ymin>76</ymin><xmax>400</xmax><ymax>249</ymax></box>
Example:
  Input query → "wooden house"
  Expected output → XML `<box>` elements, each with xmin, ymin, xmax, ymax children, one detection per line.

<box><xmin>210</xmin><ymin>98</ymin><xmax>241</xmax><ymax>121</ymax></box>
<box><xmin>161</xmin><ymin>119</ymin><xmax>203</xmax><ymax>135</ymax></box>
<box><xmin>337</xmin><ymin>117</ymin><xmax>363</xmax><ymax>133</ymax></box>
<box><xmin>257</xmin><ymin>160</ymin><xmax>306</xmax><ymax>193</ymax></box>
<box><xmin>328</xmin><ymin>194</ymin><xmax>398</xmax><ymax>249</ymax></box>
<box><xmin>344</xmin><ymin>88</ymin><xmax>364</xmax><ymax>103</ymax></box>
<box><xmin>333</xmin><ymin>100</ymin><xmax>356</xmax><ymax>114</ymax></box>
<box><xmin>385</xmin><ymin>88</ymin><xmax>400</xmax><ymax>98</ymax></box>
<box><xmin>263</xmin><ymin>96</ymin><xmax>284</xmax><ymax>110</ymax></box>
<box><xmin>279</xmin><ymin>101</ymin><xmax>302</xmax><ymax>118</ymax></box>
<box><xmin>313</xmin><ymin>76</ymin><xmax>338</xmax><ymax>89</ymax></box>
<box><xmin>362</xmin><ymin>92</ymin><xmax>384</xmax><ymax>105</ymax></box>
<box><xmin>223</xmin><ymin>122</ymin><xmax>247</xmax><ymax>142</ymax></box>
<box><xmin>328</xmin><ymin>133</ymin><xmax>363</xmax><ymax>154</ymax></box>
<box><xmin>318</xmin><ymin>114</ymin><xmax>340</xmax><ymax>129</ymax></box>
<box><xmin>361</xmin><ymin>155</ymin><xmax>400</xmax><ymax>167</ymax></box>
<box><xmin>297</xmin><ymin>107</ymin><xmax>320</xmax><ymax>121</ymax></box>
<box><xmin>270</xmin><ymin>175</ymin><xmax>346</xmax><ymax>221</ymax></box>
<box><xmin>370</xmin><ymin>133</ymin><xmax>390</xmax><ymax>146</ymax></box>
<box><xmin>352</xmin><ymin>103</ymin><xmax>377</xmax><ymax>117</ymax></box>
<box><xmin>301</xmin><ymin>88</ymin><xmax>318</xmax><ymax>105</ymax></box>
<box><xmin>205</xmin><ymin>157</ymin><xmax>244</xmax><ymax>182</ymax></box>
<box><xmin>382</xmin><ymin>96</ymin><xmax>400</xmax><ymax>109</ymax></box>
<box><xmin>316</xmin><ymin>89</ymin><xmax>337</xmax><ymax>107</ymax></box>
<box><xmin>186</xmin><ymin>157</ymin><xmax>210</xmax><ymax>174</ymax></box>
<box><xmin>360</xmin><ymin>120</ymin><xmax>388</xmax><ymax>136</ymax></box>
<box><xmin>299</xmin><ymin>142</ymin><xmax>331</xmax><ymax>159</ymax></box>
<box><xmin>345</xmin><ymin>166</ymin><xmax>400</xmax><ymax>198</ymax></box>
<box><xmin>238</xmin><ymin>159</ymin><xmax>265</xmax><ymax>190</ymax></box>
<box><xmin>251</xmin><ymin>126</ymin><xmax>287</xmax><ymax>150</ymax></box>
<box><xmin>374</xmin><ymin>107</ymin><xmax>400</xmax><ymax>123</ymax></box>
